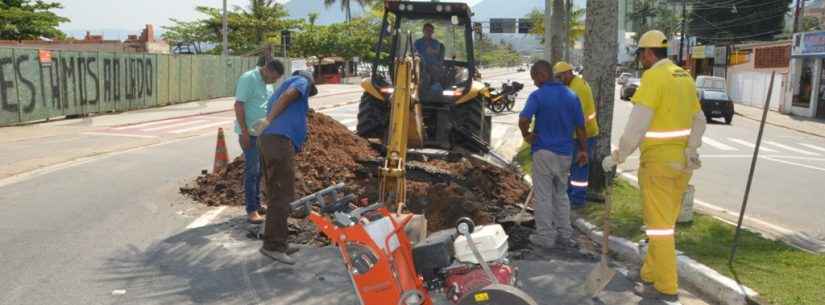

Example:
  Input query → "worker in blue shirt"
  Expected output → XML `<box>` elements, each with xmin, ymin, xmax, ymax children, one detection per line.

<box><xmin>518</xmin><ymin>60</ymin><xmax>589</xmax><ymax>252</ymax></box>
<box><xmin>251</xmin><ymin>70</ymin><xmax>318</xmax><ymax>265</ymax></box>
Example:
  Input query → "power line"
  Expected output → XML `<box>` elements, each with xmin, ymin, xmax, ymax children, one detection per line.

<box><xmin>692</xmin><ymin>29</ymin><xmax>784</xmax><ymax>42</ymax></box>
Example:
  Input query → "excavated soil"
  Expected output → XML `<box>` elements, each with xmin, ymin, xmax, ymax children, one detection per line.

<box><xmin>180</xmin><ymin>110</ymin><xmax>535</xmax><ymax>248</ymax></box>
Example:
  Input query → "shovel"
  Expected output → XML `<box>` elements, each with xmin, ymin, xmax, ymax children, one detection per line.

<box><xmin>500</xmin><ymin>187</ymin><xmax>534</xmax><ymax>225</ymax></box>
<box><xmin>584</xmin><ymin>172</ymin><xmax>617</xmax><ymax>298</ymax></box>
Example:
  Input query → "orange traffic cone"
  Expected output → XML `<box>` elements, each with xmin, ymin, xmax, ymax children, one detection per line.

<box><xmin>213</xmin><ymin>128</ymin><xmax>229</xmax><ymax>174</ymax></box>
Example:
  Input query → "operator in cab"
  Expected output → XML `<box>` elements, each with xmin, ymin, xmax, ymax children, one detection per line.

<box><xmin>415</xmin><ymin>23</ymin><xmax>447</xmax><ymax>95</ymax></box>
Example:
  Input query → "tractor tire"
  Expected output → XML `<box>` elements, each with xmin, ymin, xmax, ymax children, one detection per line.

<box><xmin>453</xmin><ymin>98</ymin><xmax>491</xmax><ymax>154</ymax></box>
<box><xmin>356</xmin><ymin>93</ymin><xmax>387</xmax><ymax>139</ymax></box>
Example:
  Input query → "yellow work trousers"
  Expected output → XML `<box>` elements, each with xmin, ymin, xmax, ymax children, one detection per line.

<box><xmin>638</xmin><ymin>162</ymin><xmax>692</xmax><ymax>295</ymax></box>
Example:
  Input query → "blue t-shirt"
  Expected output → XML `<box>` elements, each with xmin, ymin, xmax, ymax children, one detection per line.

<box><xmin>519</xmin><ymin>82</ymin><xmax>585</xmax><ymax>156</ymax></box>
<box><xmin>262</xmin><ymin>76</ymin><xmax>311</xmax><ymax>152</ymax></box>
<box><xmin>414</xmin><ymin>38</ymin><xmax>444</xmax><ymax>65</ymax></box>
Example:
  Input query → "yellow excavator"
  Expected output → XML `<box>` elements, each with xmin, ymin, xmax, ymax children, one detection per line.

<box><xmin>357</xmin><ymin>1</ymin><xmax>492</xmax><ymax>154</ymax></box>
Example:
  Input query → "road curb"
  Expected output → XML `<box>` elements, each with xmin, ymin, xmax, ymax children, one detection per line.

<box><xmin>734</xmin><ymin>110</ymin><xmax>825</xmax><ymax>140</ymax></box>
<box><xmin>572</xmin><ymin>216</ymin><xmax>760</xmax><ymax>305</ymax></box>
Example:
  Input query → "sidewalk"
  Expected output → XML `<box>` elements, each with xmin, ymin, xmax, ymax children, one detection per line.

<box><xmin>735</xmin><ymin>104</ymin><xmax>825</xmax><ymax>137</ymax></box>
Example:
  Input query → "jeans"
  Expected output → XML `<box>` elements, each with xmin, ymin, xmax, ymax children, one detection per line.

<box><xmin>241</xmin><ymin>135</ymin><xmax>261</xmax><ymax>214</ymax></box>
<box><xmin>568</xmin><ymin>137</ymin><xmax>596</xmax><ymax>208</ymax></box>
<box><xmin>531</xmin><ymin>149</ymin><xmax>574</xmax><ymax>248</ymax></box>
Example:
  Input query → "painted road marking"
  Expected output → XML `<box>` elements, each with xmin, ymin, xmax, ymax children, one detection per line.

<box><xmin>82</xmin><ymin>132</ymin><xmax>159</xmax><ymax>139</ymax></box>
<box><xmin>762</xmin><ymin>141</ymin><xmax>820</xmax><ymax>156</ymax></box>
<box><xmin>141</xmin><ymin>120</ymin><xmax>209</xmax><ymax>132</ymax></box>
<box><xmin>761</xmin><ymin>156</ymin><xmax>825</xmax><ymax>172</ymax></box>
<box><xmin>186</xmin><ymin>206</ymin><xmax>228</xmax><ymax>229</ymax></box>
<box><xmin>111</xmin><ymin>117</ymin><xmax>189</xmax><ymax>130</ymax></box>
<box><xmin>702</xmin><ymin>137</ymin><xmax>737</xmax><ymax>151</ymax></box>
<box><xmin>338</xmin><ymin>118</ymin><xmax>357</xmax><ymax>126</ymax></box>
<box><xmin>727</xmin><ymin>138</ymin><xmax>778</xmax><ymax>152</ymax></box>
<box><xmin>171</xmin><ymin>121</ymin><xmax>234</xmax><ymax>134</ymax></box>
<box><xmin>799</xmin><ymin>143</ymin><xmax>825</xmax><ymax>153</ymax></box>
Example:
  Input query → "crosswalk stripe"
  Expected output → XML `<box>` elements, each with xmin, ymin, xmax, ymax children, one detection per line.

<box><xmin>171</xmin><ymin>121</ymin><xmax>234</xmax><ymax>134</ymax></box>
<box><xmin>111</xmin><ymin>117</ymin><xmax>189</xmax><ymax>130</ymax></box>
<box><xmin>702</xmin><ymin>137</ymin><xmax>737</xmax><ymax>151</ymax></box>
<box><xmin>727</xmin><ymin>138</ymin><xmax>778</xmax><ymax>152</ymax></box>
<box><xmin>82</xmin><ymin>132</ymin><xmax>159</xmax><ymax>139</ymax></box>
<box><xmin>799</xmin><ymin>143</ymin><xmax>825</xmax><ymax>153</ymax></box>
<box><xmin>141</xmin><ymin>120</ymin><xmax>209</xmax><ymax>132</ymax></box>
<box><xmin>762</xmin><ymin>141</ymin><xmax>820</xmax><ymax>156</ymax></box>
<box><xmin>339</xmin><ymin>119</ymin><xmax>357</xmax><ymax>126</ymax></box>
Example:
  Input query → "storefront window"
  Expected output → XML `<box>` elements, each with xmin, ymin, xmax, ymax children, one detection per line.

<box><xmin>794</xmin><ymin>58</ymin><xmax>815</xmax><ymax>107</ymax></box>
<box><xmin>819</xmin><ymin>60</ymin><xmax>825</xmax><ymax>117</ymax></box>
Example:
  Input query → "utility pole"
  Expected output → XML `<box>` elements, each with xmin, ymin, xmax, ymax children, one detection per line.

<box><xmin>222</xmin><ymin>0</ymin><xmax>229</xmax><ymax>56</ymax></box>
<box><xmin>793</xmin><ymin>0</ymin><xmax>806</xmax><ymax>33</ymax></box>
<box><xmin>544</xmin><ymin>0</ymin><xmax>552</xmax><ymax>61</ymax></box>
<box><xmin>678</xmin><ymin>0</ymin><xmax>687</xmax><ymax>66</ymax></box>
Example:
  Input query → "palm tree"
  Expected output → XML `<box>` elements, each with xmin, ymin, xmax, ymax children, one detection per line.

<box><xmin>323</xmin><ymin>0</ymin><xmax>373</xmax><ymax>23</ymax></box>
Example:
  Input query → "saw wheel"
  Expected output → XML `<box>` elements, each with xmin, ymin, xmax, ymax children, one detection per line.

<box><xmin>456</xmin><ymin>284</ymin><xmax>538</xmax><ymax>305</ymax></box>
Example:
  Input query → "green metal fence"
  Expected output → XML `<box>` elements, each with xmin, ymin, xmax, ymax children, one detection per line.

<box><xmin>0</xmin><ymin>48</ymin><xmax>260</xmax><ymax>125</ymax></box>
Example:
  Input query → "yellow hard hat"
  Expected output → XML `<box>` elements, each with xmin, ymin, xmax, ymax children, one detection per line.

<box><xmin>638</xmin><ymin>30</ymin><xmax>668</xmax><ymax>49</ymax></box>
<box><xmin>553</xmin><ymin>61</ymin><xmax>574</xmax><ymax>75</ymax></box>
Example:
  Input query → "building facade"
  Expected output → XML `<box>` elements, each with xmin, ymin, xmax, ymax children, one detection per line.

<box><xmin>787</xmin><ymin>31</ymin><xmax>825</xmax><ymax>118</ymax></box>
<box><xmin>0</xmin><ymin>25</ymin><xmax>169</xmax><ymax>54</ymax></box>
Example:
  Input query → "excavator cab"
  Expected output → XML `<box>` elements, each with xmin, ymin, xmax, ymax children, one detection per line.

<box><xmin>358</xmin><ymin>1</ymin><xmax>492</xmax><ymax>154</ymax></box>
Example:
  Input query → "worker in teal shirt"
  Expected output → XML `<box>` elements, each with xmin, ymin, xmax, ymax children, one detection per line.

<box><xmin>253</xmin><ymin>70</ymin><xmax>317</xmax><ymax>265</ymax></box>
<box><xmin>518</xmin><ymin>60</ymin><xmax>588</xmax><ymax>252</ymax></box>
<box><xmin>233</xmin><ymin>58</ymin><xmax>283</xmax><ymax>224</ymax></box>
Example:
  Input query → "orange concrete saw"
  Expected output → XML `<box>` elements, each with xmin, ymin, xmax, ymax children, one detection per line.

<box><xmin>289</xmin><ymin>183</ymin><xmax>538</xmax><ymax>305</ymax></box>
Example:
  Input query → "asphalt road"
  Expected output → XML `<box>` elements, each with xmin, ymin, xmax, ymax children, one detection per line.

<box><xmin>1</xmin><ymin>65</ymin><xmax>818</xmax><ymax>304</ymax></box>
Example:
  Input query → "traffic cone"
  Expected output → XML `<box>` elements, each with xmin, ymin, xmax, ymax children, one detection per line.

<box><xmin>213</xmin><ymin>128</ymin><xmax>229</xmax><ymax>174</ymax></box>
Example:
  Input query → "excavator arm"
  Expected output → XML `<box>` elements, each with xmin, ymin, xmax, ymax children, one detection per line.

<box><xmin>379</xmin><ymin>53</ymin><xmax>424</xmax><ymax>212</ymax></box>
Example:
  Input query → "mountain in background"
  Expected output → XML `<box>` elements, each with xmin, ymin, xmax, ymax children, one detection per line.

<box><xmin>471</xmin><ymin>0</ymin><xmax>586</xmax><ymax>21</ymax></box>
<box><xmin>283</xmin><ymin>0</ymin><xmax>369</xmax><ymax>24</ymax></box>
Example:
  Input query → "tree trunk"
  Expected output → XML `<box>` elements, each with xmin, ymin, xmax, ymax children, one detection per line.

<box><xmin>583</xmin><ymin>0</ymin><xmax>618</xmax><ymax>192</ymax></box>
<box><xmin>562</xmin><ymin>0</ymin><xmax>570</xmax><ymax>62</ymax></box>
<box><xmin>544</xmin><ymin>0</ymin><xmax>553</xmax><ymax>61</ymax></box>
<box><xmin>549</xmin><ymin>0</ymin><xmax>565</xmax><ymax>63</ymax></box>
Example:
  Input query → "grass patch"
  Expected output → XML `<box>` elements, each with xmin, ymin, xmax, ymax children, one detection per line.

<box><xmin>581</xmin><ymin>179</ymin><xmax>825</xmax><ymax>305</ymax></box>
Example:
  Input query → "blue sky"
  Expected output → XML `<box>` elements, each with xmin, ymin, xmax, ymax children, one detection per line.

<box><xmin>54</xmin><ymin>0</ymin><xmax>482</xmax><ymax>36</ymax></box>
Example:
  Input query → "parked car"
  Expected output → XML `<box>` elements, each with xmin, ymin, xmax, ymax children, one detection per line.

<box><xmin>695</xmin><ymin>76</ymin><xmax>733</xmax><ymax>124</ymax></box>
<box><xmin>695</xmin><ymin>75</ymin><xmax>727</xmax><ymax>93</ymax></box>
<box><xmin>620</xmin><ymin>78</ymin><xmax>640</xmax><ymax>101</ymax></box>
<box><xmin>617</xmin><ymin>72</ymin><xmax>632</xmax><ymax>86</ymax></box>
<box><xmin>699</xmin><ymin>90</ymin><xmax>734</xmax><ymax>124</ymax></box>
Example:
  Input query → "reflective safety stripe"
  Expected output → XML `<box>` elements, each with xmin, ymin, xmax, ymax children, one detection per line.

<box><xmin>646</xmin><ymin>228</ymin><xmax>675</xmax><ymax>236</ymax></box>
<box><xmin>587</xmin><ymin>113</ymin><xmax>597</xmax><ymax>121</ymax></box>
<box><xmin>645</xmin><ymin>129</ymin><xmax>691</xmax><ymax>139</ymax></box>
<box><xmin>570</xmin><ymin>180</ymin><xmax>589</xmax><ymax>187</ymax></box>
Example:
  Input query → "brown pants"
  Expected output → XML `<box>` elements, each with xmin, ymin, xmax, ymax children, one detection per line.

<box><xmin>258</xmin><ymin>134</ymin><xmax>295</xmax><ymax>252</ymax></box>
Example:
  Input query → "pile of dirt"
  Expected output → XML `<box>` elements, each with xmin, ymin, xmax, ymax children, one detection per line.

<box><xmin>180</xmin><ymin>110</ymin><xmax>533</xmax><ymax>247</ymax></box>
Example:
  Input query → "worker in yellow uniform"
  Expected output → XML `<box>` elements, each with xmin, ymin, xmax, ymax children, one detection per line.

<box><xmin>553</xmin><ymin>61</ymin><xmax>599</xmax><ymax>209</ymax></box>
<box><xmin>602</xmin><ymin>30</ymin><xmax>706</xmax><ymax>305</ymax></box>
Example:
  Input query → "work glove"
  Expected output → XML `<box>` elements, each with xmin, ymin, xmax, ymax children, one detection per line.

<box><xmin>685</xmin><ymin>148</ymin><xmax>702</xmax><ymax>170</ymax></box>
<box><xmin>602</xmin><ymin>155</ymin><xmax>618</xmax><ymax>173</ymax></box>
<box><xmin>250</xmin><ymin>118</ymin><xmax>270</xmax><ymax>137</ymax></box>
